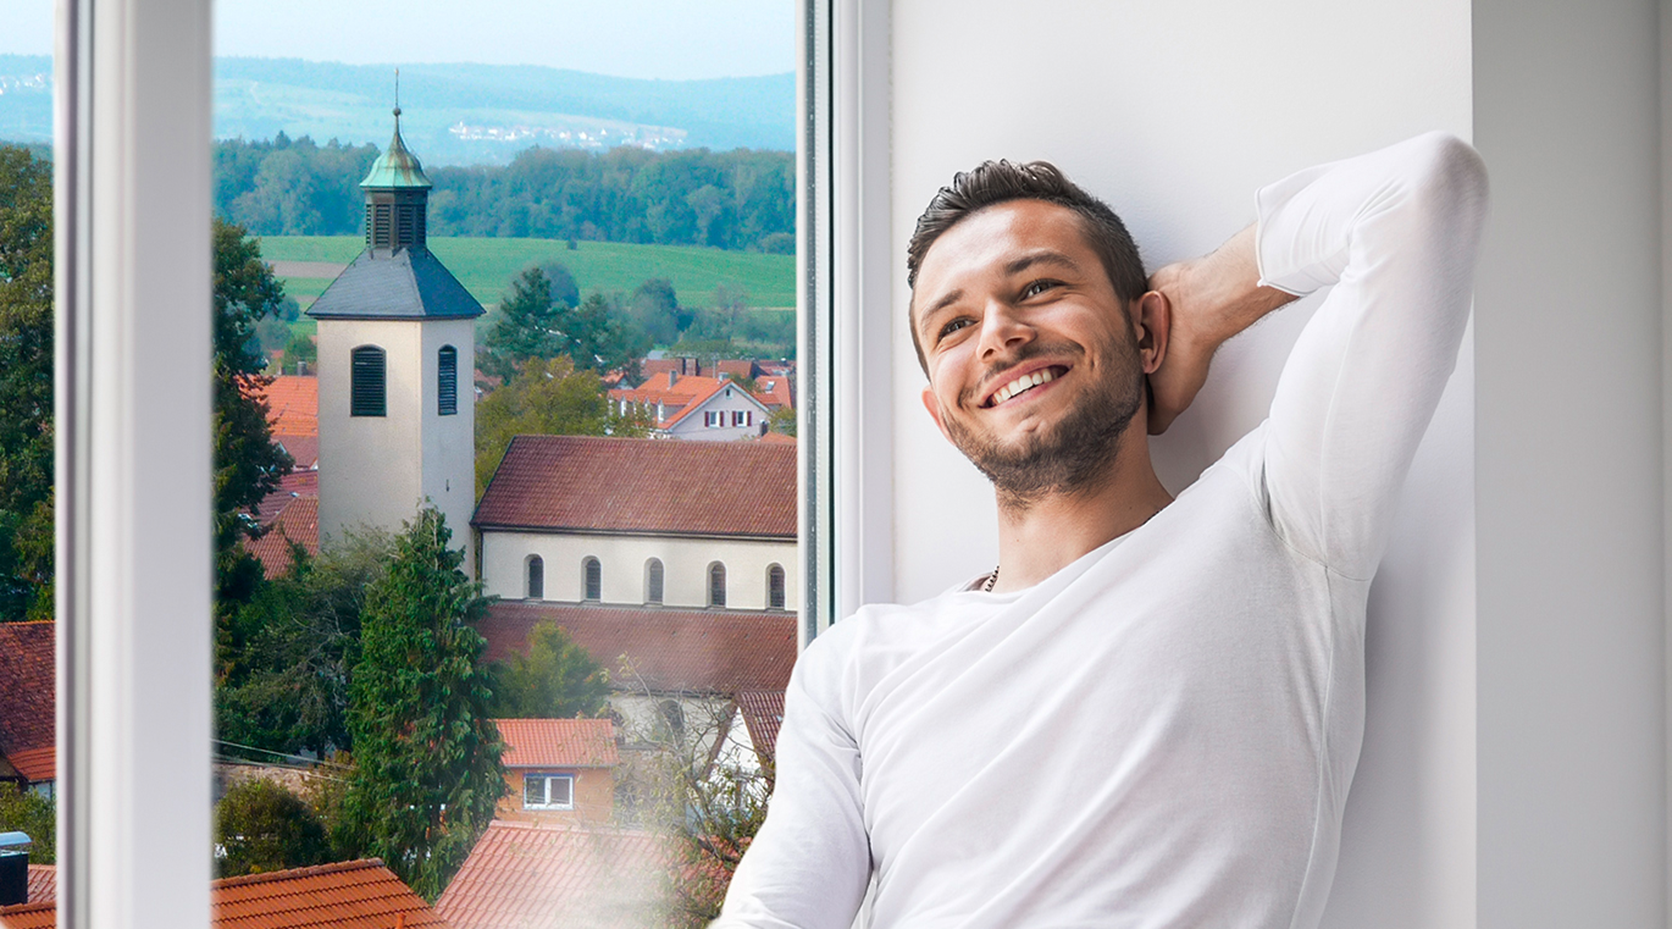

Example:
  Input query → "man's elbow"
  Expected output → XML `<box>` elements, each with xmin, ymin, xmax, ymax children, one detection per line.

<box><xmin>1402</xmin><ymin>130</ymin><xmax>1490</xmax><ymax>230</ymax></box>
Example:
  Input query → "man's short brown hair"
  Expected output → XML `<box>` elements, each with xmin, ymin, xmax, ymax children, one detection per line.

<box><xmin>906</xmin><ymin>160</ymin><xmax>1147</xmax><ymax>373</ymax></box>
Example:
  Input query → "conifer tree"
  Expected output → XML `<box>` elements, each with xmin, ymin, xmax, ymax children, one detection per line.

<box><xmin>340</xmin><ymin>507</ymin><xmax>503</xmax><ymax>900</ymax></box>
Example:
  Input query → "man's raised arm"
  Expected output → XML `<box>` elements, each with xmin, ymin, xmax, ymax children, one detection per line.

<box><xmin>1149</xmin><ymin>131</ymin><xmax>1488</xmax><ymax>578</ymax></box>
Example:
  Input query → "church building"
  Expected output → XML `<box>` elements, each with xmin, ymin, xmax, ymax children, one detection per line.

<box><xmin>306</xmin><ymin>109</ymin><xmax>482</xmax><ymax>566</ymax></box>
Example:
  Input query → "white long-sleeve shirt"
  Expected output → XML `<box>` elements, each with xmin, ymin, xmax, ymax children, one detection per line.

<box><xmin>716</xmin><ymin>132</ymin><xmax>1489</xmax><ymax>929</ymax></box>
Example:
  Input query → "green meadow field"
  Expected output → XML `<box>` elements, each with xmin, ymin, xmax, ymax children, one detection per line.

<box><xmin>258</xmin><ymin>235</ymin><xmax>796</xmax><ymax>312</ymax></box>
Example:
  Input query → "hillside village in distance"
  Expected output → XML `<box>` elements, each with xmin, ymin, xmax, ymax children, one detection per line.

<box><xmin>0</xmin><ymin>108</ymin><xmax>800</xmax><ymax>929</ymax></box>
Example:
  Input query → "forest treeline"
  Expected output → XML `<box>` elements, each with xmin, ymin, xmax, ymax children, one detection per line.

<box><xmin>213</xmin><ymin>135</ymin><xmax>795</xmax><ymax>251</ymax></box>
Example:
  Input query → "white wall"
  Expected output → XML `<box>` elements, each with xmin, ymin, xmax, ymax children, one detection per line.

<box><xmin>318</xmin><ymin>315</ymin><xmax>477</xmax><ymax>563</ymax></box>
<box><xmin>886</xmin><ymin>1</ymin><xmax>1474</xmax><ymax>926</ymax></box>
<box><xmin>481</xmin><ymin>529</ymin><xmax>799</xmax><ymax>611</ymax></box>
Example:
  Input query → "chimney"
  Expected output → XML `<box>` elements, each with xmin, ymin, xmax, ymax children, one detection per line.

<box><xmin>0</xmin><ymin>831</ymin><xmax>30</xmax><ymax>906</ymax></box>
<box><xmin>668</xmin><ymin>369</ymin><xmax>678</xmax><ymax>388</ymax></box>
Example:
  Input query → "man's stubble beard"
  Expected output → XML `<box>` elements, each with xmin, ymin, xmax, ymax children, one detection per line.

<box><xmin>942</xmin><ymin>333</ymin><xmax>1145</xmax><ymax>512</ymax></box>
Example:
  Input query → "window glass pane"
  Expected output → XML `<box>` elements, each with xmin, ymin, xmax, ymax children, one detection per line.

<box><xmin>0</xmin><ymin>5</ymin><xmax>60</xmax><ymax>911</ymax></box>
<box><xmin>210</xmin><ymin>0</ymin><xmax>797</xmax><ymax>921</ymax></box>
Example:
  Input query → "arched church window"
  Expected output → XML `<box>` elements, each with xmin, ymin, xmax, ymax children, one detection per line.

<box><xmin>708</xmin><ymin>562</ymin><xmax>727</xmax><ymax>608</ymax></box>
<box><xmin>526</xmin><ymin>555</ymin><xmax>544</xmax><ymax>600</ymax></box>
<box><xmin>438</xmin><ymin>345</ymin><xmax>458</xmax><ymax>415</ymax></box>
<box><xmin>583</xmin><ymin>557</ymin><xmax>602</xmax><ymax>601</ymax></box>
<box><xmin>767</xmin><ymin>564</ymin><xmax>786</xmax><ymax>610</ymax></box>
<box><xmin>645</xmin><ymin>558</ymin><xmax>664</xmax><ymax>605</ymax></box>
<box><xmin>350</xmin><ymin>346</ymin><xmax>386</xmax><ymax>417</ymax></box>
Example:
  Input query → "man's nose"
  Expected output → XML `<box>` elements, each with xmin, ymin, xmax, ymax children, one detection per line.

<box><xmin>977</xmin><ymin>300</ymin><xmax>1033</xmax><ymax>360</ymax></box>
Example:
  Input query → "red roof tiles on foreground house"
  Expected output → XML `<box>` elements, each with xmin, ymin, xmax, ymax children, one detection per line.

<box><xmin>23</xmin><ymin>866</ymin><xmax>51</xmax><ymax>906</ymax></box>
<box><xmin>213</xmin><ymin>859</ymin><xmax>448</xmax><ymax>929</ymax></box>
<box><xmin>478</xmin><ymin>602</ymin><xmax>796</xmax><ymax>696</ymax></box>
<box><xmin>2</xmin><ymin>859</ymin><xmax>447</xmax><ymax>929</ymax></box>
<box><xmin>495</xmin><ymin>718</ymin><xmax>619</xmax><ymax>769</ymax></box>
<box><xmin>473</xmin><ymin>436</ymin><xmax>795</xmax><ymax>538</ymax></box>
<box><xmin>261</xmin><ymin>375</ymin><xmax>319</xmax><ymax>437</ymax></box>
<box><xmin>733</xmin><ymin>691</ymin><xmax>785</xmax><ymax>766</ymax></box>
<box><xmin>0</xmin><ymin>622</ymin><xmax>53</xmax><ymax>787</ymax></box>
<box><xmin>434</xmin><ymin>821</ymin><xmax>667</xmax><ymax>929</ymax></box>
<box><xmin>247</xmin><ymin>495</ymin><xmax>321</xmax><ymax>580</ymax></box>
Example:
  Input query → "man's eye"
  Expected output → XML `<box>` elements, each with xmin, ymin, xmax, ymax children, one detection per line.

<box><xmin>1022</xmin><ymin>279</ymin><xmax>1060</xmax><ymax>299</ymax></box>
<box><xmin>937</xmin><ymin>318</ymin><xmax>973</xmax><ymax>341</ymax></box>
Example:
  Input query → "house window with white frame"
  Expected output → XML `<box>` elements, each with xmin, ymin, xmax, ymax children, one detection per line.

<box><xmin>523</xmin><ymin>773</ymin><xmax>575</xmax><ymax>810</ymax></box>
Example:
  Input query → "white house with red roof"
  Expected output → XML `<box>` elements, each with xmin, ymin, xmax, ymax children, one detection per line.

<box><xmin>609</xmin><ymin>371</ymin><xmax>770</xmax><ymax>441</ymax></box>
<box><xmin>472</xmin><ymin>435</ymin><xmax>797</xmax><ymax>611</ymax></box>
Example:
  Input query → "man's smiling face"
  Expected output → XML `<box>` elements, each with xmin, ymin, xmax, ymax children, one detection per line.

<box><xmin>913</xmin><ymin>199</ymin><xmax>1150</xmax><ymax>505</ymax></box>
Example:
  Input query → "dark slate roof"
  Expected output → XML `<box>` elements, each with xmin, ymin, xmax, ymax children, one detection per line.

<box><xmin>305</xmin><ymin>247</ymin><xmax>483</xmax><ymax>320</ymax></box>
<box><xmin>477</xmin><ymin>601</ymin><xmax>796</xmax><ymax>696</ymax></box>
<box><xmin>473</xmin><ymin>435</ymin><xmax>795</xmax><ymax>538</ymax></box>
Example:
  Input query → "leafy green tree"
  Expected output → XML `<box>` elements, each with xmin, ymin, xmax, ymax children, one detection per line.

<box><xmin>216</xmin><ymin>529</ymin><xmax>391</xmax><ymax>758</ymax></box>
<box><xmin>0</xmin><ymin>782</ymin><xmax>54</xmax><ymax>864</ymax></box>
<box><xmin>214</xmin><ymin>779</ymin><xmax>331</xmax><ymax>877</ymax></box>
<box><xmin>480</xmin><ymin>268</ymin><xmax>569</xmax><ymax>382</ymax></box>
<box><xmin>767</xmin><ymin>407</ymin><xmax>797</xmax><ymax>438</ymax></box>
<box><xmin>278</xmin><ymin>331</ymin><xmax>317</xmax><ymax>376</ymax></box>
<box><xmin>213</xmin><ymin>219</ymin><xmax>294</xmax><ymax>610</ymax></box>
<box><xmin>626</xmin><ymin>278</ymin><xmax>692</xmax><ymax>346</ymax></box>
<box><xmin>474</xmin><ymin>356</ymin><xmax>648</xmax><ymax>496</ymax></box>
<box><xmin>487</xmin><ymin>621</ymin><xmax>610</xmax><ymax>719</ymax></box>
<box><xmin>340</xmin><ymin>508</ymin><xmax>503</xmax><ymax>900</ymax></box>
<box><xmin>0</xmin><ymin>145</ymin><xmax>54</xmax><ymax>621</ymax></box>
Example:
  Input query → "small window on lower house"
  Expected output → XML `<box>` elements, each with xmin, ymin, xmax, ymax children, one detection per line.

<box><xmin>527</xmin><ymin>555</ymin><xmax>545</xmax><ymax>600</ymax></box>
<box><xmin>523</xmin><ymin>773</ymin><xmax>574</xmax><ymax>810</ymax></box>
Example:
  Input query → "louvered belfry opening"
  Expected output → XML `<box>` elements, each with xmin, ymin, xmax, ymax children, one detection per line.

<box><xmin>364</xmin><ymin>188</ymin><xmax>428</xmax><ymax>252</ymax></box>
<box><xmin>350</xmin><ymin>346</ymin><xmax>387</xmax><ymax>416</ymax></box>
<box><xmin>438</xmin><ymin>345</ymin><xmax>458</xmax><ymax>415</ymax></box>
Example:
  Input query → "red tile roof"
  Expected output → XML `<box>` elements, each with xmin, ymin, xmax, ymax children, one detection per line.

<box><xmin>756</xmin><ymin>431</ymin><xmax>796</xmax><ymax>446</ymax></box>
<box><xmin>733</xmin><ymin>691</ymin><xmax>784</xmax><ymax>766</ymax></box>
<box><xmin>213</xmin><ymin>859</ymin><xmax>448</xmax><ymax>929</ymax></box>
<box><xmin>0</xmin><ymin>623</ymin><xmax>53</xmax><ymax>766</ymax></box>
<box><xmin>0</xmin><ymin>901</ymin><xmax>54</xmax><ymax>929</ymax></box>
<box><xmin>473</xmin><ymin>436</ymin><xmax>794</xmax><ymax>539</ymax></box>
<box><xmin>753</xmin><ymin>374</ymin><xmax>794</xmax><ymax>411</ymax></box>
<box><xmin>434</xmin><ymin>822</ymin><xmax>667</xmax><ymax>929</ymax></box>
<box><xmin>253</xmin><ymin>470</ymin><xmax>319</xmax><ymax>526</ymax></box>
<box><xmin>477</xmin><ymin>602</ymin><xmax>796</xmax><ymax>696</ymax></box>
<box><xmin>248</xmin><ymin>496</ymin><xmax>320</xmax><ymax>580</ymax></box>
<box><xmin>2</xmin><ymin>747</ymin><xmax>52</xmax><ymax>784</ymax></box>
<box><xmin>713</xmin><ymin>360</ymin><xmax>759</xmax><ymax>381</ymax></box>
<box><xmin>23</xmin><ymin>866</ymin><xmax>51</xmax><ymax>906</ymax></box>
<box><xmin>658</xmin><ymin>379</ymin><xmax>769</xmax><ymax>431</ymax></box>
<box><xmin>262</xmin><ymin>375</ymin><xmax>319</xmax><ymax>437</ymax></box>
<box><xmin>494</xmin><ymin>719</ymin><xmax>618</xmax><ymax>769</ymax></box>
<box><xmin>274</xmin><ymin>434</ymin><xmax>319</xmax><ymax>470</ymax></box>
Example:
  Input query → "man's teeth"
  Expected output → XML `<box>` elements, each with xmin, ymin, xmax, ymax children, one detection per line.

<box><xmin>993</xmin><ymin>368</ymin><xmax>1056</xmax><ymax>405</ymax></box>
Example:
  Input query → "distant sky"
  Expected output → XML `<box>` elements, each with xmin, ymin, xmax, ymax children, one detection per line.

<box><xmin>0</xmin><ymin>0</ymin><xmax>794</xmax><ymax>80</ymax></box>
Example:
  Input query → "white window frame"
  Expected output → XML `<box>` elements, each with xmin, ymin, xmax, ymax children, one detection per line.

<box><xmin>59</xmin><ymin>0</ymin><xmax>864</xmax><ymax>925</ymax></box>
<box><xmin>521</xmin><ymin>772</ymin><xmax>575</xmax><ymax>811</ymax></box>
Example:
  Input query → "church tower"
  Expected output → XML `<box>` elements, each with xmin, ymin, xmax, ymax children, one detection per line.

<box><xmin>308</xmin><ymin>108</ymin><xmax>482</xmax><ymax>570</ymax></box>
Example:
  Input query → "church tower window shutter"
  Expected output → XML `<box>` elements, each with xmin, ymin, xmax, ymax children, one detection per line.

<box><xmin>438</xmin><ymin>345</ymin><xmax>458</xmax><ymax>415</ymax></box>
<box><xmin>351</xmin><ymin>346</ymin><xmax>387</xmax><ymax>417</ymax></box>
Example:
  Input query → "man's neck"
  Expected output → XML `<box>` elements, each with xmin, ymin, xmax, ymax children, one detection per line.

<box><xmin>989</xmin><ymin>432</ymin><xmax>1173</xmax><ymax>593</ymax></box>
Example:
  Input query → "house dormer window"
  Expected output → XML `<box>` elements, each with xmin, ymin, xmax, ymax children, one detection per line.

<box><xmin>524</xmin><ymin>773</ymin><xmax>574</xmax><ymax>810</ymax></box>
<box><xmin>350</xmin><ymin>346</ymin><xmax>387</xmax><ymax>417</ymax></box>
<box><xmin>583</xmin><ymin>557</ymin><xmax>602</xmax><ymax>601</ymax></box>
<box><xmin>438</xmin><ymin>345</ymin><xmax>458</xmax><ymax>415</ymax></box>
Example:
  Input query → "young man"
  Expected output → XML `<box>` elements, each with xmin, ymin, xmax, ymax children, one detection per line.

<box><xmin>715</xmin><ymin>132</ymin><xmax>1488</xmax><ymax>928</ymax></box>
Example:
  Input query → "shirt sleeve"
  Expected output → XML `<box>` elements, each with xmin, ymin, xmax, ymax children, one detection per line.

<box><xmin>711</xmin><ymin>635</ymin><xmax>872</xmax><ymax>929</ymax></box>
<box><xmin>1253</xmin><ymin>131</ymin><xmax>1488</xmax><ymax>579</ymax></box>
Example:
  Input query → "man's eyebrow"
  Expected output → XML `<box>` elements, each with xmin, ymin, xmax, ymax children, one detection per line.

<box><xmin>1005</xmin><ymin>249</ymin><xmax>1082</xmax><ymax>276</ymax></box>
<box><xmin>916</xmin><ymin>288</ymin><xmax>965</xmax><ymax>332</ymax></box>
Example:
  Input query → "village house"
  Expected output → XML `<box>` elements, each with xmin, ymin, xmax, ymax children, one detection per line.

<box><xmin>0</xmin><ymin>622</ymin><xmax>53</xmax><ymax>800</ymax></box>
<box><xmin>609</xmin><ymin>371</ymin><xmax>771</xmax><ymax>441</ymax></box>
<box><xmin>472</xmin><ymin>435</ymin><xmax>796</xmax><ymax>610</ymax></box>
<box><xmin>435</xmin><ymin>821</ymin><xmax>665</xmax><ymax>929</ymax></box>
<box><xmin>492</xmin><ymin>718</ymin><xmax>618</xmax><ymax>826</ymax></box>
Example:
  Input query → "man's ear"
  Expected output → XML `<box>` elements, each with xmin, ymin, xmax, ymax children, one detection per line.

<box><xmin>921</xmin><ymin>386</ymin><xmax>955</xmax><ymax>443</ymax></box>
<box><xmin>1132</xmin><ymin>290</ymin><xmax>1171</xmax><ymax>375</ymax></box>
